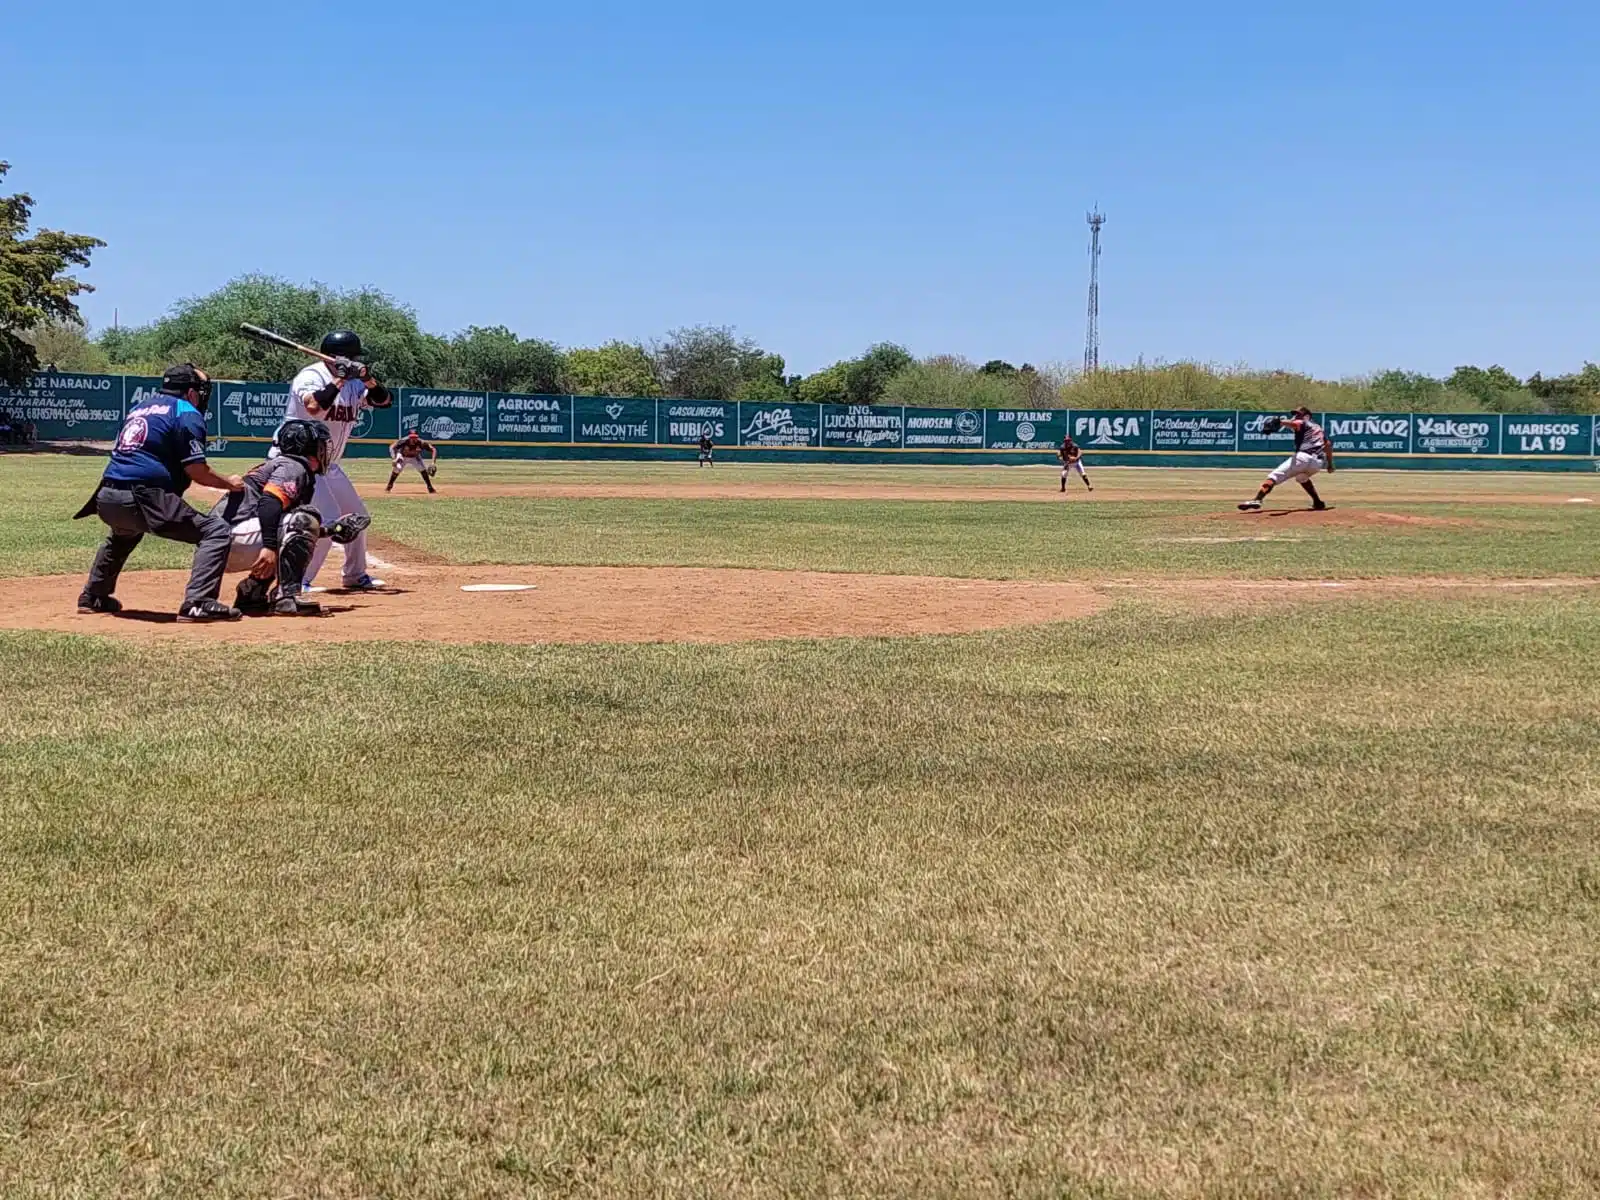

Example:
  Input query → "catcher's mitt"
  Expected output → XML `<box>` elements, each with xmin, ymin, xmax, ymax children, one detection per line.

<box><xmin>324</xmin><ymin>513</ymin><xmax>372</xmax><ymax>545</ymax></box>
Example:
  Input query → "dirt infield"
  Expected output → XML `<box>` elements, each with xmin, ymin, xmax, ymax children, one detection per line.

<box><xmin>0</xmin><ymin>565</ymin><xmax>1106</xmax><ymax>645</ymax></box>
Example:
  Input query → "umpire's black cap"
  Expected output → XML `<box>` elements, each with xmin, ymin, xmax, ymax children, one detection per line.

<box><xmin>161</xmin><ymin>363</ymin><xmax>213</xmax><ymax>410</ymax></box>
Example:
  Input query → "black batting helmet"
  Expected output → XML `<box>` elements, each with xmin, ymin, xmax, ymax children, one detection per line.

<box><xmin>320</xmin><ymin>330</ymin><xmax>363</xmax><ymax>359</ymax></box>
<box><xmin>278</xmin><ymin>418</ymin><xmax>333</xmax><ymax>474</ymax></box>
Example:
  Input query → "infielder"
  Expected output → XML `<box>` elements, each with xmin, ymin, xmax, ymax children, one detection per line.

<box><xmin>386</xmin><ymin>430</ymin><xmax>437</xmax><ymax>493</ymax></box>
<box><xmin>1058</xmin><ymin>434</ymin><xmax>1092</xmax><ymax>493</ymax></box>
<box><xmin>276</xmin><ymin>330</ymin><xmax>393</xmax><ymax>589</ymax></box>
<box><xmin>213</xmin><ymin>420</ymin><xmax>369</xmax><ymax>616</ymax></box>
<box><xmin>1238</xmin><ymin>407</ymin><xmax>1333</xmax><ymax>511</ymax></box>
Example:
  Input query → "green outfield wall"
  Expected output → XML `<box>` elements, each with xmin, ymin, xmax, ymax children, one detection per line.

<box><xmin>4</xmin><ymin>373</ymin><xmax>1597</xmax><ymax>472</ymax></box>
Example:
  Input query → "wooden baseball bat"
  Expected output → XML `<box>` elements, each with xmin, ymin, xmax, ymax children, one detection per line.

<box><xmin>238</xmin><ymin>323</ymin><xmax>337</xmax><ymax>365</ymax></box>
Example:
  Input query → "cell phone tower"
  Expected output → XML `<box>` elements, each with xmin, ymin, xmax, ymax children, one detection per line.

<box><xmin>1083</xmin><ymin>209</ymin><xmax>1105</xmax><ymax>374</ymax></box>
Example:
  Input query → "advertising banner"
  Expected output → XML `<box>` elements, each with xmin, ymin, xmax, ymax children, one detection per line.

<box><xmin>821</xmin><ymin>404</ymin><xmax>903</xmax><ymax>449</ymax></box>
<box><xmin>1151</xmin><ymin>410</ymin><xmax>1237</xmax><ymax>451</ymax></box>
<box><xmin>490</xmin><ymin>393</ymin><xmax>569</xmax><ymax>442</ymax></box>
<box><xmin>659</xmin><ymin>399</ymin><xmax>734</xmax><ymax>445</ymax></box>
<box><xmin>901</xmin><ymin>406</ymin><xmax>985</xmax><ymax>449</ymax></box>
<box><xmin>401</xmin><ymin>388</ymin><xmax>488</xmax><ymax>442</ymax></box>
<box><xmin>1325</xmin><ymin>413</ymin><xmax>1412</xmax><ymax>454</ymax></box>
<box><xmin>217</xmin><ymin>380</ymin><xmax>290</xmax><ymax>441</ymax></box>
<box><xmin>1238</xmin><ymin>410</ymin><xmax>1309</xmax><ymax>454</ymax></box>
<box><xmin>737</xmin><ymin>402</ymin><xmax>820</xmax><ymax>448</ymax></box>
<box><xmin>1069</xmin><ymin>408</ymin><xmax>1153</xmax><ymax>451</ymax></box>
<box><xmin>984</xmin><ymin>409</ymin><xmax>1067</xmax><ymax>450</ymax></box>
<box><xmin>0</xmin><ymin>372</ymin><xmax>123</xmax><ymax>442</ymax></box>
<box><xmin>573</xmin><ymin>396</ymin><xmax>655</xmax><ymax>444</ymax></box>
<box><xmin>1501</xmin><ymin>416</ymin><xmax>1593</xmax><ymax>457</ymax></box>
<box><xmin>1412</xmin><ymin>414</ymin><xmax>1499</xmax><ymax>456</ymax></box>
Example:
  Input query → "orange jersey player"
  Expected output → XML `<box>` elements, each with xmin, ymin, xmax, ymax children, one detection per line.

<box><xmin>1058</xmin><ymin>435</ymin><xmax>1093</xmax><ymax>493</ymax></box>
<box><xmin>387</xmin><ymin>430</ymin><xmax>438</xmax><ymax>494</ymax></box>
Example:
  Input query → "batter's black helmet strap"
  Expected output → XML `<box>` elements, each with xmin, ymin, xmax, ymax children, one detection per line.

<box><xmin>320</xmin><ymin>330</ymin><xmax>363</xmax><ymax>359</ymax></box>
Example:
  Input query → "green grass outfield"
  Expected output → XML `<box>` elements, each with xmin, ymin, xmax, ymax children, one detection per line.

<box><xmin>2</xmin><ymin>452</ymin><xmax>1599</xmax><ymax>1196</ymax></box>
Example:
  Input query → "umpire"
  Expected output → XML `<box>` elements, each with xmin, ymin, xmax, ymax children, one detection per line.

<box><xmin>74</xmin><ymin>364</ymin><xmax>246</xmax><ymax>622</ymax></box>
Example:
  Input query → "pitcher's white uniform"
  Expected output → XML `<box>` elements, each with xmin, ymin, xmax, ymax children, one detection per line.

<box><xmin>278</xmin><ymin>362</ymin><xmax>374</xmax><ymax>587</ymax></box>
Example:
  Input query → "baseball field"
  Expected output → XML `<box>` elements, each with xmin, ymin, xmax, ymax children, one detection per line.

<box><xmin>3</xmin><ymin>454</ymin><xmax>1598</xmax><ymax>1196</ymax></box>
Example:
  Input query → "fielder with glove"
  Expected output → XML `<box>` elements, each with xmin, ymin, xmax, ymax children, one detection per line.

<box><xmin>1238</xmin><ymin>407</ymin><xmax>1334</xmax><ymax>512</ymax></box>
<box><xmin>387</xmin><ymin>429</ymin><xmax>438</xmax><ymax>494</ymax></box>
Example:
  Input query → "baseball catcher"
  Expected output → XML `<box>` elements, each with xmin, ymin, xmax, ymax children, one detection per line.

<box><xmin>387</xmin><ymin>430</ymin><xmax>438</xmax><ymax>493</ymax></box>
<box><xmin>212</xmin><ymin>419</ymin><xmax>370</xmax><ymax>616</ymax></box>
<box><xmin>1238</xmin><ymin>407</ymin><xmax>1333</xmax><ymax>511</ymax></box>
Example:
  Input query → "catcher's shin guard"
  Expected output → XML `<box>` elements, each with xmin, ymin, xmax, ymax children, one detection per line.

<box><xmin>277</xmin><ymin>507</ymin><xmax>322</xmax><ymax>593</ymax></box>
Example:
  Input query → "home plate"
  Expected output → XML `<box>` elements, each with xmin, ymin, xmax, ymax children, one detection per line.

<box><xmin>461</xmin><ymin>583</ymin><xmax>537</xmax><ymax>593</ymax></box>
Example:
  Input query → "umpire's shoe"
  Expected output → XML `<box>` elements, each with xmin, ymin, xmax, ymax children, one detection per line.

<box><xmin>272</xmin><ymin>592</ymin><xmax>322</xmax><ymax>617</ymax></box>
<box><xmin>77</xmin><ymin>593</ymin><xmax>123</xmax><ymax>614</ymax></box>
<box><xmin>177</xmin><ymin>598</ymin><xmax>242</xmax><ymax>623</ymax></box>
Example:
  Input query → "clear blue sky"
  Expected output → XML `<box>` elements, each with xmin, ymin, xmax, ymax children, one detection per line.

<box><xmin>7</xmin><ymin>1</ymin><xmax>1597</xmax><ymax>378</ymax></box>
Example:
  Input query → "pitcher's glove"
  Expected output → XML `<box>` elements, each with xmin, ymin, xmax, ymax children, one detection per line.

<box><xmin>1261</xmin><ymin>416</ymin><xmax>1284</xmax><ymax>434</ymax></box>
<box><xmin>324</xmin><ymin>513</ymin><xmax>372</xmax><ymax>544</ymax></box>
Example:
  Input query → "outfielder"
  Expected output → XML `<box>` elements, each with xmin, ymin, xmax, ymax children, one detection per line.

<box><xmin>386</xmin><ymin>430</ymin><xmax>438</xmax><ymax>493</ymax></box>
<box><xmin>1058</xmin><ymin>434</ymin><xmax>1093</xmax><ymax>493</ymax></box>
<box><xmin>213</xmin><ymin>420</ymin><xmax>368</xmax><ymax>616</ymax></box>
<box><xmin>276</xmin><ymin>330</ymin><xmax>393</xmax><ymax>589</ymax></box>
<box><xmin>1238</xmin><ymin>406</ymin><xmax>1333</xmax><ymax>511</ymax></box>
<box><xmin>698</xmin><ymin>431</ymin><xmax>715</xmax><ymax>467</ymax></box>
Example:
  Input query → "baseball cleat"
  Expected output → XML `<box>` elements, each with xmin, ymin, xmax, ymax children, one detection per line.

<box><xmin>1237</xmin><ymin>500</ymin><xmax>1262</xmax><ymax>511</ymax></box>
<box><xmin>345</xmin><ymin>574</ymin><xmax>384</xmax><ymax>591</ymax></box>
<box><xmin>1312</xmin><ymin>500</ymin><xmax>1329</xmax><ymax>511</ymax></box>
<box><xmin>272</xmin><ymin>592</ymin><xmax>322</xmax><ymax>616</ymax></box>
<box><xmin>177</xmin><ymin>598</ymin><xmax>242</xmax><ymax>623</ymax></box>
<box><xmin>77</xmin><ymin>593</ymin><xmax>122</xmax><ymax>614</ymax></box>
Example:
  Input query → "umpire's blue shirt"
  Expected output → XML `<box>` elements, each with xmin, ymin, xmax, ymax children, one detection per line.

<box><xmin>104</xmin><ymin>395</ymin><xmax>209</xmax><ymax>494</ymax></box>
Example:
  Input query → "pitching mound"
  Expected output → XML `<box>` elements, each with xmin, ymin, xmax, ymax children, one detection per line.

<box><xmin>0</xmin><ymin>566</ymin><xmax>1105</xmax><ymax>646</ymax></box>
<box><xmin>1218</xmin><ymin>507</ymin><xmax>1480</xmax><ymax>529</ymax></box>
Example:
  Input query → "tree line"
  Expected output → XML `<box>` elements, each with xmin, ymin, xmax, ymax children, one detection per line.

<box><xmin>2</xmin><ymin>161</ymin><xmax>1595</xmax><ymax>416</ymax></box>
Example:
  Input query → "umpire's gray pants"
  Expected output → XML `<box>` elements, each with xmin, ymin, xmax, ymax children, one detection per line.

<box><xmin>83</xmin><ymin>484</ymin><xmax>233</xmax><ymax>608</ymax></box>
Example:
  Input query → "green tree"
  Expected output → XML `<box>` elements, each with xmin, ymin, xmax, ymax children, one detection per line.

<box><xmin>1527</xmin><ymin>364</ymin><xmax>1600</xmax><ymax>414</ymax></box>
<box><xmin>98</xmin><ymin>275</ymin><xmax>449</xmax><ymax>386</ymax></box>
<box><xmin>0</xmin><ymin>162</ymin><xmax>104</xmax><ymax>385</ymax></box>
<box><xmin>794</xmin><ymin>343</ymin><xmax>913</xmax><ymax>405</ymax></box>
<box><xmin>443</xmin><ymin>325</ymin><xmax>563</xmax><ymax>393</ymax></box>
<box><xmin>794</xmin><ymin>361</ymin><xmax>851</xmax><ymax>404</ymax></box>
<box><xmin>653</xmin><ymin>326</ymin><xmax>784</xmax><ymax>402</ymax></box>
<box><xmin>20</xmin><ymin>318</ymin><xmax>110</xmax><ymax>373</ymax></box>
<box><xmin>1367</xmin><ymin>369</ymin><xmax>1447</xmax><ymax>411</ymax></box>
<box><xmin>562</xmin><ymin>341</ymin><xmax>661</xmax><ymax>396</ymax></box>
<box><xmin>881</xmin><ymin>355</ymin><xmax>1029</xmax><ymax>409</ymax></box>
<box><xmin>1444</xmin><ymin>365</ymin><xmax>1525</xmax><ymax>411</ymax></box>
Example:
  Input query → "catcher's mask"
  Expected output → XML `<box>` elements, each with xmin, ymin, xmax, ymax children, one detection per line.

<box><xmin>278</xmin><ymin>418</ymin><xmax>333</xmax><ymax>474</ymax></box>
